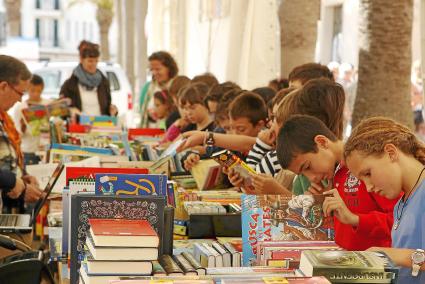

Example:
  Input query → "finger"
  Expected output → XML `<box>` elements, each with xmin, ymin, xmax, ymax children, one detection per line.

<box><xmin>310</xmin><ymin>182</ymin><xmax>324</xmax><ymax>192</ymax></box>
<box><xmin>308</xmin><ymin>187</ymin><xmax>321</xmax><ymax>195</ymax></box>
<box><xmin>322</xmin><ymin>188</ymin><xmax>336</xmax><ymax>196</ymax></box>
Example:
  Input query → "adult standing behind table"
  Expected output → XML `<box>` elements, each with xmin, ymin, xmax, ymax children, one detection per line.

<box><xmin>139</xmin><ymin>51</ymin><xmax>178</xmax><ymax>128</ymax></box>
<box><xmin>0</xmin><ymin>55</ymin><xmax>44</xmax><ymax>213</ymax></box>
<box><xmin>60</xmin><ymin>40</ymin><xmax>117</xmax><ymax>118</ymax></box>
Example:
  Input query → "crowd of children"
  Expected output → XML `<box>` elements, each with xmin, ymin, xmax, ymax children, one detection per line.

<box><xmin>142</xmin><ymin>52</ymin><xmax>424</xmax><ymax>283</ymax></box>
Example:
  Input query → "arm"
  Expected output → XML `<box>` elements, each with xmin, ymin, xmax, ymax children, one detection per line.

<box><xmin>256</xmin><ymin>150</ymin><xmax>281</xmax><ymax>176</ymax></box>
<box><xmin>246</xmin><ymin>138</ymin><xmax>273</xmax><ymax>169</ymax></box>
<box><xmin>368</xmin><ymin>247</ymin><xmax>425</xmax><ymax>271</ymax></box>
<box><xmin>178</xmin><ymin>131</ymin><xmax>256</xmax><ymax>153</ymax></box>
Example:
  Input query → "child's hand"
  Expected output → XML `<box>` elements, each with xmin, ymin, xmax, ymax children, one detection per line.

<box><xmin>184</xmin><ymin>153</ymin><xmax>200</xmax><ymax>171</ymax></box>
<box><xmin>250</xmin><ymin>173</ymin><xmax>292</xmax><ymax>195</ymax></box>
<box><xmin>322</xmin><ymin>188</ymin><xmax>359</xmax><ymax>226</ymax></box>
<box><xmin>177</xmin><ymin>131</ymin><xmax>204</xmax><ymax>152</ymax></box>
<box><xmin>227</xmin><ymin>168</ymin><xmax>245</xmax><ymax>188</ymax></box>
<box><xmin>257</xmin><ymin>129</ymin><xmax>276</xmax><ymax>147</ymax></box>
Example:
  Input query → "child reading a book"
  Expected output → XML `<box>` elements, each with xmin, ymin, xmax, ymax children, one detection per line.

<box><xmin>276</xmin><ymin>115</ymin><xmax>397</xmax><ymax>251</ymax></box>
<box><xmin>13</xmin><ymin>74</ymin><xmax>50</xmax><ymax>164</ymax></box>
<box><xmin>344</xmin><ymin>117</ymin><xmax>425</xmax><ymax>284</ymax></box>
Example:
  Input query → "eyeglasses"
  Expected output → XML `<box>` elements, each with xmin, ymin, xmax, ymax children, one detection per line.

<box><xmin>7</xmin><ymin>83</ymin><xmax>25</xmax><ymax>97</ymax></box>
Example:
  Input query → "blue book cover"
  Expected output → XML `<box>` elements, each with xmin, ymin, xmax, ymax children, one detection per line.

<box><xmin>241</xmin><ymin>194</ymin><xmax>334</xmax><ymax>266</ymax></box>
<box><xmin>79</xmin><ymin>114</ymin><xmax>118</xmax><ymax>126</ymax></box>
<box><xmin>50</xmin><ymin>143</ymin><xmax>114</xmax><ymax>155</ymax></box>
<box><xmin>94</xmin><ymin>173</ymin><xmax>167</xmax><ymax>196</ymax></box>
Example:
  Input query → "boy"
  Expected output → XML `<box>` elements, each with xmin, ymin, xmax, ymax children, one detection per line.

<box><xmin>275</xmin><ymin>115</ymin><xmax>398</xmax><ymax>251</ymax></box>
<box><xmin>288</xmin><ymin>63</ymin><xmax>334</xmax><ymax>88</ymax></box>
<box><xmin>13</xmin><ymin>74</ymin><xmax>50</xmax><ymax>164</ymax></box>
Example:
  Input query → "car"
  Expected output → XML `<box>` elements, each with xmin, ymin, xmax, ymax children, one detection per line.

<box><xmin>32</xmin><ymin>61</ymin><xmax>134</xmax><ymax>126</ymax></box>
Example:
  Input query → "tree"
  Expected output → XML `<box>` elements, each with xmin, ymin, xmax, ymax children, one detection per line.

<box><xmin>5</xmin><ymin>0</ymin><xmax>22</xmax><ymax>36</ymax></box>
<box><xmin>279</xmin><ymin>0</ymin><xmax>320</xmax><ymax>77</ymax></box>
<box><xmin>352</xmin><ymin>0</ymin><xmax>413</xmax><ymax>128</ymax></box>
<box><xmin>70</xmin><ymin>0</ymin><xmax>114</xmax><ymax>61</ymax></box>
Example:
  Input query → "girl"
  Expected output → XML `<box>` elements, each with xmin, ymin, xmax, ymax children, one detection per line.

<box><xmin>344</xmin><ymin>117</ymin><xmax>425</xmax><ymax>283</ymax></box>
<box><xmin>153</xmin><ymin>90</ymin><xmax>176</xmax><ymax>130</ymax></box>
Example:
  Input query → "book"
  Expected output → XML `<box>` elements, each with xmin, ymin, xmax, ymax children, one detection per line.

<box><xmin>182</xmin><ymin>252</ymin><xmax>207</xmax><ymax>275</ymax></box>
<box><xmin>79</xmin><ymin>114</ymin><xmax>118</xmax><ymax>126</ymax></box>
<box><xmin>173</xmin><ymin>254</ymin><xmax>198</xmax><ymax>275</ymax></box>
<box><xmin>299</xmin><ymin>250</ymin><xmax>397</xmax><ymax>283</ymax></box>
<box><xmin>85</xmin><ymin>231</ymin><xmax>158</xmax><ymax>261</ymax></box>
<box><xmin>80</xmin><ymin>263</ymin><xmax>119</xmax><ymax>284</ymax></box>
<box><xmin>221</xmin><ymin>276</ymin><xmax>331</xmax><ymax>284</ymax></box>
<box><xmin>94</xmin><ymin>173</ymin><xmax>167</xmax><ymax>196</ymax></box>
<box><xmin>159</xmin><ymin>254</ymin><xmax>184</xmax><ymax>276</ymax></box>
<box><xmin>193</xmin><ymin>242</ymin><xmax>216</xmax><ymax>268</ymax></box>
<box><xmin>206</xmin><ymin>266</ymin><xmax>294</xmax><ymax>275</ymax></box>
<box><xmin>241</xmin><ymin>194</ymin><xmax>334</xmax><ymax>266</ymax></box>
<box><xmin>222</xmin><ymin>242</ymin><xmax>242</xmax><ymax>267</ymax></box>
<box><xmin>211</xmin><ymin>150</ymin><xmax>256</xmax><ymax>192</ymax></box>
<box><xmin>212</xmin><ymin>241</ymin><xmax>232</xmax><ymax>267</ymax></box>
<box><xmin>190</xmin><ymin>159</ymin><xmax>223</xmax><ymax>190</ymax></box>
<box><xmin>162</xmin><ymin>206</ymin><xmax>174</xmax><ymax>255</ymax></box>
<box><xmin>85</xmin><ymin>250</ymin><xmax>153</xmax><ymax>275</ymax></box>
<box><xmin>70</xmin><ymin>194</ymin><xmax>166</xmax><ymax>284</ymax></box>
<box><xmin>88</xmin><ymin>218</ymin><xmax>159</xmax><ymax>247</ymax></box>
<box><xmin>66</xmin><ymin>166</ymin><xmax>148</xmax><ymax>185</ymax></box>
<box><xmin>152</xmin><ymin>260</ymin><xmax>166</xmax><ymax>276</ymax></box>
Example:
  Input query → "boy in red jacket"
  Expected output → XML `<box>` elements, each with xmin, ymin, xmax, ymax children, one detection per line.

<box><xmin>276</xmin><ymin>115</ymin><xmax>398</xmax><ymax>250</ymax></box>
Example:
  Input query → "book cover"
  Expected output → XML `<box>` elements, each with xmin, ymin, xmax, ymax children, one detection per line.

<box><xmin>70</xmin><ymin>194</ymin><xmax>166</xmax><ymax>284</ymax></box>
<box><xmin>79</xmin><ymin>114</ymin><xmax>118</xmax><ymax>126</ymax></box>
<box><xmin>241</xmin><ymin>194</ymin><xmax>334</xmax><ymax>266</ymax></box>
<box><xmin>300</xmin><ymin>250</ymin><xmax>396</xmax><ymax>283</ymax></box>
<box><xmin>66</xmin><ymin>167</ymin><xmax>149</xmax><ymax>185</ymax></box>
<box><xmin>94</xmin><ymin>173</ymin><xmax>167</xmax><ymax>196</ymax></box>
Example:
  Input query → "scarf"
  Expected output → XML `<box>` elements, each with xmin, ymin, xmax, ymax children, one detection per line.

<box><xmin>0</xmin><ymin>111</ymin><xmax>23</xmax><ymax>170</ymax></box>
<box><xmin>72</xmin><ymin>64</ymin><xmax>102</xmax><ymax>90</ymax></box>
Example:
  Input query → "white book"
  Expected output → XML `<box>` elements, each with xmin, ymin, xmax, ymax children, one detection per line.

<box><xmin>193</xmin><ymin>243</ymin><xmax>215</xmax><ymax>268</ymax></box>
<box><xmin>223</xmin><ymin>242</ymin><xmax>242</xmax><ymax>267</ymax></box>
<box><xmin>212</xmin><ymin>241</ymin><xmax>232</xmax><ymax>267</ymax></box>
<box><xmin>202</xmin><ymin>243</ymin><xmax>223</xmax><ymax>267</ymax></box>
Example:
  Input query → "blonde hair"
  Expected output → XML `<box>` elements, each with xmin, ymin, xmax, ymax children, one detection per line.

<box><xmin>275</xmin><ymin>88</ymin><xmax>301</xmax><ymax>126</ymax></box>
<box><xmin>344</xmin><ymin>116</ymin><xmax>425</xmax><ymax>165</ymax></box>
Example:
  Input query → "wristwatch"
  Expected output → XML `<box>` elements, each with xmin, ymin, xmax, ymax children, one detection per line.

<box><xmin>411</xmin><ymin>249</ymin><xmax>425</xmax><ymax>277</ymax></box>
<box><xmin>205</xmin><ymin>131</ymin><xmax>215</xmax><ymax>146</ymax></box>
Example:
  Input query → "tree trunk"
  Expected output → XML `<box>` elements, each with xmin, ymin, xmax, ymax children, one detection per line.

<box><xmin>5</xmin><ymin>0</ymin><xmax>22</xmax><ymax>36</ymax></box>
<box><xmin>352</xmin><ymin>0</ymin><xmax>413</xmax><ymax>128</ymax></box>
<box><xmin>279</xmin><ymin>0</ymin><xmax>320</xmax><ymax>77</ymax></box>
<box><xmin>96</xmin><ymin>7</ymin><xmax>113</xmax><ymax>61</ymax></box>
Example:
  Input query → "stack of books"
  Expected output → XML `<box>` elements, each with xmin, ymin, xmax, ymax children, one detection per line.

<box><xmin>79</xmin><ymin>218</ymin><xmax>160</xmax><ymax>284</ymax></box>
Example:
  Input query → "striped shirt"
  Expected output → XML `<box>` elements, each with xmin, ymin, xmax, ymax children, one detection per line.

<box><xmin>246</xmin><ymin>138</ymin><xmax>281</xmax><ymax>176</ymax></box>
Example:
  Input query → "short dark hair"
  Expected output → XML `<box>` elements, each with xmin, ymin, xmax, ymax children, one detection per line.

<box><xmin>192</xmin><ymin>73</ymin><xmax>219</xmax><ymax>89</ymax></box>
<box><xmin>251</xmin><ymin>87</ymin><xmax>276</xmax><ymax>104</ymax></box>
<box><xmin>30</xmin><ymin>74</ymin><xmax>44</xmax><ymax>86</ymax></box>
<box><xmin>215</xmin><ymin>88</ymin><xmax>243</xmax><ymax>121</ymax></box>
<box><xmin>276</xmin><ymin>115</ymin><xmax>337</xmax><ymax>169</ymax></box>
<box><xmin>0</xmin><ymin>55</ymin><xmax>32</xmax><ymax>85</ymax></box>
<box><xmin>149</xmin><ymin>51</ymin><xmax>179</xmax><ymax>78</ymax></box>
<box><xmin>229</xmin><ymin>91</ymin><xmax>267</xmax><ymax>125</ymax></box>
<box><xmin>179</xmin><ymin>82</ymin><xmax>209</xmax><ymax>106</ymax></box>
<box><xmin>204</xmin><ymin>82</ymin><xmax>241</xmax><ymax>107</ymax></box>
<box><xmin>79</xmin><ymin>41</ymin><xmax>100</xmax><ymax>58</ymax></box>
<box><xmin>153</xmin><ymin>90</ymin><xmax>176</xmax><ymax>112</ymax></box>
<box><xmin>288</xmin><ymin>63</ymin><xmax>334</xmax><ymax>85</ymax></box>
<box><xmin>269</xmin><ymin>78</ymin><xmax>289</xmax><ymax>91</ymax></box>
<box><xmin>169</xmin><ymin>75</ymin><xmax>191</xmax><ymax>99</ymax></box>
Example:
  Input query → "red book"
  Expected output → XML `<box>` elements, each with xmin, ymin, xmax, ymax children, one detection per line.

<box><xmin>66</xmin><ymin>167</ymin><xmax>148</xmax><ymax>185</ymax></box>
<box><xmin>88</xmin><ymin>219</ymin><xmax>159</xmax><ymax>248</ymax></box>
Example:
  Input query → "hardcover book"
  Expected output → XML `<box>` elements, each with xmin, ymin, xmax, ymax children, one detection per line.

<box><xmin>241</xmin><ymin>194</ymin><xmax>334</xmax><ymax>266</ymax></box>
<box><xmin>159</xmin><ymin>254</ymin><xmax>184</xmax><ymax>276</ymax></box>
<box><xmin>190</xmin><ymin>159</ymin><xmax>223</xmax><ymax>190</ymax></box>
<box><xmin>299</xmin><ymin>250</ymin><xmax>397</xmax><ymax>283</ymax></box>
<box><xmin>70</xmin><ymin>194</ymin><xmax>166</xmax><ymax>284</ymax></box>
<box><xmin>66</xmin><ymin>167</ymin><xmax>148</xmax><ymax>185</ymax></box>
<box><xmin>88</xmin><ymin>218</ymin><xmax>159</xmax><ymax>247</ymax></box>
<box><xmin>94</xmin><ymin>173</ymin><xmax>167</xmax><ymax>196</ymax></box>
<box><xmin>173</xmin><ymin>254</ymin><xmax>198</xmax><ymax>275</ymax></box>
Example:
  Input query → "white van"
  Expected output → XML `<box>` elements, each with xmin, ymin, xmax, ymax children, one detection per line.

<box><xmin>33</xmin><ymin>61</ymin><xmax>134</xmax><ymax>126</ymax></box>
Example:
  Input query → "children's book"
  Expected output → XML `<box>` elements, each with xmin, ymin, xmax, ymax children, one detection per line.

<box><xmin>79</xmin><ymin>114</ymin><xmax>118</xmax><ymax>126</ymax></box>
<box><xmin>66</xmin><ymin>166</ymin><xmax>148</xmax><ymax>185</ymax></box>
<box><xmin>190</xmin><ymin>159</ymin><xmax>223</xmax><ymax>190</ymax></box>
<box><xmin>94</xmin><ymin>173</ymin><xmax>167</xmax><ymax>196</ymax></box>
<box><xmin>241</xmin><ymin>194</ymin><xmax>334</xmax><ymax>266</ymax></box>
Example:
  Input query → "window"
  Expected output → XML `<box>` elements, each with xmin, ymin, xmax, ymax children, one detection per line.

<box><xmin>54</xmin><ymin>0</ymin><xmax>59</xmax><ymax>10</ymax></box>
<box><xmin>35</xmin><ymin>19</ymin><xmax>40</xmax><ymax>39</ymax></box>
<box><xmin>35</xmin><ymin>0</ymin><xmax>41</xmax><ymax>9</ymax></box>
<box><xmin>53</xmin><ymin>19</ymin><xmax>59</xmax><ymax>47</ymax></box>
<box><xmin>106</xmin><ymin>72</ymin><xmax>120</xmax><ymax>91</ymax></box>
<box><xmin>0</xmin><ymin>13</ymin><xmax>6</xmax><ymax>46</ymax></box>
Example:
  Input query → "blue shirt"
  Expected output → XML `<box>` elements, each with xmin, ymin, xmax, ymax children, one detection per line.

<box><xmin>392</xmin><ymin>179</ymin><xmax>425</xmax><ymax>284</ymax></box>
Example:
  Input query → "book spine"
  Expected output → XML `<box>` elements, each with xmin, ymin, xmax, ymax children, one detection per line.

<box><xmin>182</xmin><ymin>252</ymin><xmax>206</xmax><ymax>275</ymax></box>
<box><xmin>152</xmin><ymin>260</ymin><xmax>166</xmax><ymax>275</ymax></box>
<box><xmin>172</xmin><ymin>254</ymin><xmax>197</xmax><ymax>275</ymax></box>
<box><xmin>159</xmin><ymin>254</ymin><xmax>184</xmax><ymax>275</ymax></box>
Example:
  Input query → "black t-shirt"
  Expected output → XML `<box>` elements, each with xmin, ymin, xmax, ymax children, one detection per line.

<box><xmin>165</xmin><ymin>110</ymin><xmax>180</xmax><ymax>129</ymax></box>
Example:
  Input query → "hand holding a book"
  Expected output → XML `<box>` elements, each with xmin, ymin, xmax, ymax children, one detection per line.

<box><xmin>184</xmin><ymin>152</ymin><xmax>200</xmax><ymax>171</ymax></box>
<box><xmin>177</xmin><ymin>131</ymin><xmax>204</xmax><ymax>152</ymax></box>
<box><xmin>323</xmin><ymin>188</ymin><xmax>359</xmax><ymax>226</ymax></box>
<box><xmin>226</xmin><ymin>167</ymin><xmax>245</xmax><ymax>189</ymax></box>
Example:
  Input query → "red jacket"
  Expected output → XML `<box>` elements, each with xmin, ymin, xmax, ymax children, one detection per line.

<box><xmin>333</xmin><ymin>165</ymin><xmax>398</xmax><ymax>250</ymax></box>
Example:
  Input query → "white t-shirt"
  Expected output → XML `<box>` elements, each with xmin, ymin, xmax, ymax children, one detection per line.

<box><xmin>79</xmin><ymin>84</ymin><xmax>101</xmax><ymax>116</ymax></box>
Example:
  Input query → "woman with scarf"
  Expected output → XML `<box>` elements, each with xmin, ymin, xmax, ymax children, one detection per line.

<box><xmin>60</xmin><ymin>41</ymin><xmax>117</xmax><ymax>117</ymax></box>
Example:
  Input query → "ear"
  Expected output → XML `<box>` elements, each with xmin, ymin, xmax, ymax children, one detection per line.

<box><xmin>383</xmin><ymin>143</ymin><xmax>398</xmax><ymax>162</ymax></box>
<box><xmin>313</xmin><ymin>135</ymin><xmax>329</xmax><ymax>149</ymax></box>
<box><xmin>0</xmin><ymin>81</ymin><xmax>7</xmax><ymax>91</ymax></box>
